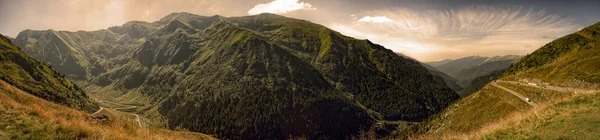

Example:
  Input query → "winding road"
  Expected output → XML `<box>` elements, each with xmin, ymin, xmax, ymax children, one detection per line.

<box><xmin>491</xmin><ymin>80</ymin><xmax>598</xmax><ymax>107</ymax></box>
<box><xmin>92</xmin><ymin>100</ymin><xmax>146</xmax><ymax>127</ymax></box>
<box><xmin>491</xmin><ymin>81</ymin><xmax>538</xmax><ymax>106</ymax></box>
<box><xmin>92</xmin><ymin>107</ymin><xmax>105</xmax><ymax>115</ymax></box>
<box><xmin>496</xmin><ymin>80</ymin><xmax>596</xmax><ymax>94</ymax></box>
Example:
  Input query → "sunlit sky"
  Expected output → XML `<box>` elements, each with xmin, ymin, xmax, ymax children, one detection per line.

<box><xmin>1</xmin><ymin>0</ymin><xmax>599</xmax><ymax>61</ymax></box>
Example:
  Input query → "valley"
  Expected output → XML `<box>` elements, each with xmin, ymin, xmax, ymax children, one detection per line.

<box><xmin>0</xmin><ymin>1</ymin><xmax>599</xmax><ymax>139</ymax></box>
<box><xmin>11</xmin><ymin>12</ymin><xmax>459</xmax><ymax>139</ymax></box>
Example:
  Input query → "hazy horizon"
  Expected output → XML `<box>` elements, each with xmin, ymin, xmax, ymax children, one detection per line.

<box><xmin>1</xmin><ymin>0</ymin><xmax>599</xmax><ymax>61</ymax></box>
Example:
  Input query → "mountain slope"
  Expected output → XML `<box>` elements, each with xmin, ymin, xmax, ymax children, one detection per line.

<box><xmin>503</xmin><ymin>22</ymin><xmax>600</xmax><ymax>87</ymax></box>
<box><xmin>455</xmin><ymin>58</ymin><xmax>521</xmax><ymax>96</ymax></box>
<box><xmin>0</xmin><ymin>33</ymin><xmax>98</xmax><ymax>112</ymax></box>
<box><xmin>426</xmin><ymin>55</ymin><xmax>521</xmax><ymax>96</ymax></box>
<box><xmin>455</xmin><ymin>60</ymin><xmax>518</xmax><ymax>86</ymax></box>
<box><xmin>0</xmin><ymin>79</ymin><xmax>213</xmax><ymax>139</ymax></box>
<box><xmin>421</xmin><ymin>63</ymin><xmax>463</xmax><ymax>92</ymax></box>
<box><xmin>15</xmin><ymin>12</ymin><xmax>459</xmax><ymax>139</ymax></box>
<box><xmin>406</xmin><ymin>21</ymin><xmax>600</xmax><ymax>139</ymax></box>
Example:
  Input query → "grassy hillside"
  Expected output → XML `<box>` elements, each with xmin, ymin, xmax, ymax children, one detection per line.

<box><xmin>0</xmin><ymin>33</ymin><xmax>98</xmax><ymax>112</ymax></box>
<box><xmin>0</xmin><ymin>79</ymin><xmax>213</xmax><ymax>139</ymax></box>
<box><xmin>403</xmin><ymin>21</ymin><xmax>600</xmax><ymax>139</ymax></box>
<box><xmin>484</xmin><ymin>91</ymin><xmax>600</xmax><ymax>139</ymax></box>
<box><xmin>503</xmin><ymin>22</ymin><xmax>600</xmax><ymax>88</ymax></box>
<box><xmin>407</xmin><ymin>82</ymin><xmax>581</xmax><ymax>139</ymax></box>
<box><xmin>423</xmin><ymin>85</ymin><xmax>531</xmax><ymax>135</ymax></box>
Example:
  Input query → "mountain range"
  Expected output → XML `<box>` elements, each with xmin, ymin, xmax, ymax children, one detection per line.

<box><xmin>3</xmin><ymin>10</ymin><xmax>600</xmax><ymax>139</ymax></box>
<box><xmin>13</xmin><ymin>12</ymin><xmax>459</xmax><ymax>139</ymax></box>
<box><xmin>425</xmin><ymin>55</ymin><xmax>522</xmax><ymax>96</ymax></box>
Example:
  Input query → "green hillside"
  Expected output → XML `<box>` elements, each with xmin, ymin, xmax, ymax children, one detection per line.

<box><xmin>503</xmin><ymin>22</ymin><xmax>600</xmax><ymax>87</ymax></box>
<box><xmin>0</xmin><ymin>76</ymin><xmax>213</xmax><ymax>139</ymax></box>
<box><xmin>405</xmin><ymin>21</ymin><xmax>600</xmax><ymax>139</ymax></box>
<box><xmin>15</xmin><ymin>12</ymin><xmax>459</xmax><ymax>139</ymax></box>
<box><xmin>0</xmin><ymin>33</ymin><xmax>98</xmax><ymax>112</ymax></box>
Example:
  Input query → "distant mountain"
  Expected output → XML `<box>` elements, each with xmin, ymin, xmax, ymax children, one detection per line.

<box><xmin>0</xmin><ymin>33</ymin><xmax>98</xmax><ymax>112</ymax></box>
<box><xmin>426</xmin><ymin>59</ymin><xmax>452</xmax><ymax>67</ymax></box>
<box><xmin>15</xmin><ymin>12</ymin><xmax>459</xmax><ymax>139</ymax></box>
<box><xmin>454</xmin><ymin>57</ymin><xmax>521</xmax><ymax>96</ymax></box>
<box><xmin>426</xmin><ymin>55</ymin><xmax>521</xmax><ymax>96</ymax></box>
<box><xmin>427</xmin><ymin>55</ymin><xmax>521</xmax><ymax>78</ymax></box>
<box><xmin>421</xmin><ymin>63</ymin><xmax>463</xmax><ymax>92</ymax></box>
<box><xmin>396</xmin><ymin>53</ymin><xmax>462</xmax><ymax>92</ymax></box>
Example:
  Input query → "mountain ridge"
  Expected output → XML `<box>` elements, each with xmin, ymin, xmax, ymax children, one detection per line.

<box><xmin>0</xmin><ymin>33</ymin><xmax>98</xmax><ymax>112</ymax></box>
<box><xmin>15</xmin><ymin>12</ymin><xmax>459</xmax><ymax>139</ymax></box>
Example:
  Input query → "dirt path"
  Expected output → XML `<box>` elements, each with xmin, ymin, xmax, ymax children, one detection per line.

<box><xmin>491</xmin><ymin>81</ymin><xmax>538</xmax><ymax>106</ymax></box>
<box><xmin>95</xmin><ymin>100</ymin><xmax>146</xmax><ymax>127</ymax></box>
<box><xmin>497</xmin><ymin>80</ymin><xmax>597</xmax><ymax>94</ymax></box>
<box><xmin>92</xmin><ymin>107</ymin><xmax>104</xmax><ymax>115</ymax></box>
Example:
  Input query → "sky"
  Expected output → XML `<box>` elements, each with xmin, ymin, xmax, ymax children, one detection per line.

<box><xmin>1</xmin><ymin>0</ymin><xmax>599</xmax><ymax>62</ymax></box>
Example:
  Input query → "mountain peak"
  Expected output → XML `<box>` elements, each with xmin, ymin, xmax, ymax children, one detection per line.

<box><xmin>156</xmin><ymin>12</ymin><xmax>205</xmax><ymax>25</ymax></box>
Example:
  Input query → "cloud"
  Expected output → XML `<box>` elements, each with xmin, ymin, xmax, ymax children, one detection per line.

<box><xmin>329</xmin><ymin>6</ymin><xmax>580</xmax><ymax>61</ymax></box>
<box><xmin>357</xmin><ymin>16</ymin><xmax>392</xmax><ymax>23</ymax></box>
<box><xmin>248</xmin><ymin>0</ymin><xmax>315</xmax><ymax>15</ymax></box>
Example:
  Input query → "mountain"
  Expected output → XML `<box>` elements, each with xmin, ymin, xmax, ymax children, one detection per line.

<box><xmin>421</xmin><ymin>63</ymin><xmax>463</xmax><ymax>92</ymax></box>
<box><xmin>426</xmin><ymin>55</ymin><xmax>521</xmax><ymax>96</ymax></box>
<box><xmin>1</xmin><ymin>33</ymin><xmax>211</xmax><ymax>139</ymax></box>
<box><xmin>0</xmin><ymin>33</ymin><xmax>98</xmax><ymax>112</ymax></box>
<box><xmin>14</xmin><ymin>12</ymin><xmax>459</xmax><ymax>139</ymax></box>
<box><xmin>427</xmin><ymin>56</ymin><xmax>489</xmax><ymax>77</ymax></box>
<box><xmin>454</xmin><ymin>57</ymin><xmax>521</xmax><ymax>96</ymax></box>
<box><xmin>406</xmin><ymin>21</ymin><xmax>600</xmax><ymax>139</ymax></box>
<box><xmin>503</xmin><ymin>22</ymin><xmax>600</xmax><ymax>86</ymax></box>
<box><xmin>0</xmin><ymin>73</ymin><xmax>213</xmax><ymax>139</ymax></box>
<box><xmin>5</xmin><ymin>36</ymin><xmax>14</xmax><ymax>42</ymax></box>
<box><xmin>427</xmin><ymin>55</ymin><xmax>521</xmax><ymax>78</ymax></box>
<box><xmin>397</xmin><ymin>53</ymin><xmax>462</xmax><ymax>92</ymax></box>
<box><xmin>426</xmin><ymin>59</ymin><xmax>452</xmax><ymax>67</ymax></box>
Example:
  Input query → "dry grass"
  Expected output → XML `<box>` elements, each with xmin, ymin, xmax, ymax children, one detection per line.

<box><xmin>409</xmin><ymin>82</ymin><xmax>600</xmax><ymax>140</ymax></box>
<box><xmin>423</xmin><ymin>85</ymin><xmax>530</xmax><ymax>134</ymax></box>
<box><xmin>498</xmin><ymin>82</ymin><xmax>572</xmax><ymax>104</ymax></box>
<box><xmin>0</xmin><ymin>80</ymin><xmax>214</xmax><ymax>140</ymax></box>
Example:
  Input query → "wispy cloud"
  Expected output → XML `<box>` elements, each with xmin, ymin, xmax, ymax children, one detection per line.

<box><xmin>248</xmin><ymin>0</ymin><xmax>315</xmax><ymax>15</ymax></box>
<box><xmin>330</xmin><ymin>6</ymin><xmax>580</xmax><ymax>61</ymax></box>
<box><xmin>357</xmin><ymin>16</ymin><xmax>393</xmax><ymax>23</ymax></box>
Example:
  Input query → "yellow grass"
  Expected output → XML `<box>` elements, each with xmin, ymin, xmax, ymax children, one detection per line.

<box><xmin>0</xmin><ymin>80</ymin><xmax>214</xmax><ymax>140</ymax></box>
<box><xmin>410</xmin><ymin>83</ymin><xmax>599</xmax><ymax>140</ymax></box>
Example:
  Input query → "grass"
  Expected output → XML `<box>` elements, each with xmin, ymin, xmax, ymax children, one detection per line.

<box><xmin>502</xmin><ymin>22</ymin><xmax>600</xmax><ymax>89</ymax></box>
<box><xmin>1</xmin><ymin>33</ymin><xmax>98</xmax><ymax>112</ymax></box>
<box><xmin>484</xmin><ymin>91</ymin><xmax>600</xmax><ymax>139</ymax></box>
<box><xmin>0</xmin><ymin>79</ymin><xmax>213</xmax><ymax>139</ymax></box>
<box><xmin>497</xmin><ymin>82</ymin><xmax>572</xmax><ymax>104</ymax></box>
<box><xmin>401</xmin><ymin>22</ymin><xmax>600</xmax><ymax>139</ymax></box>
<box><xmin>408</xmin><ymin>81</ymin><xmax>600</xmax><ymax>139</ymax></box>
<box><xmin>414</xmin><ymin>84</ymin><xmax>530</xmax><ymax>137</ymax></box>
